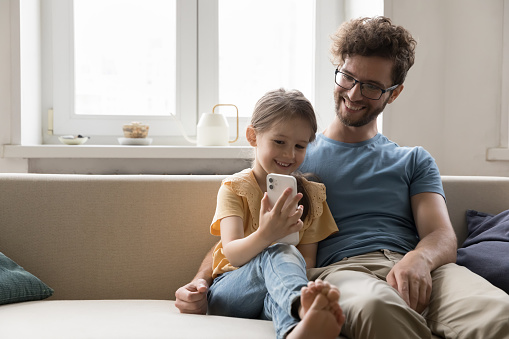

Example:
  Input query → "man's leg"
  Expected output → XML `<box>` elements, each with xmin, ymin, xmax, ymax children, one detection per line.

<box><xmin>308</xmin><ymin>251</ymin><xmax>432</xmax><ymax>339</ymax></box>
<box><xmin>426</xmin><ymin>263</ymin><xmax>509</xmax><ymax>338</ymax></box>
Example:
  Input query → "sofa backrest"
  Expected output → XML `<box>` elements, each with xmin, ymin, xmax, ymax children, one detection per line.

<box><xmin>1</xmin><ymin>174</ymin><xmax>508</xmax><ymax>301</ymax></box>
<box><xmin>442</xmin><ymin>175</ymin><xmax>509</xmax><ymax>245</ymax></box>
<box><xmin>0</xmin><ymin>174</ymin><xmax>225</xmax><ymax>301</ymax></box>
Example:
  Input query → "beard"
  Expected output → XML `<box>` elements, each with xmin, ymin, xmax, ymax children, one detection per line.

<box><xmin>334</xmin><ymin>90</ymin><xmax>389</xmax><ymax>127</ymax></box>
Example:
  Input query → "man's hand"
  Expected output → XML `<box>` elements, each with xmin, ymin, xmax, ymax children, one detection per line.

<box><xmin>386</xmin><ymin>251</ymin><xmax>432</xmax><ymax>314</ymax></box>
<box><xmin>388</xmin><ymin>192</ymin><xmax>457</xmax><ymax>314</ymax></box>
<box><xmin>174</xmin><ymin>278</ymin><xmax>209</xmax><ymax>314</ymax></box>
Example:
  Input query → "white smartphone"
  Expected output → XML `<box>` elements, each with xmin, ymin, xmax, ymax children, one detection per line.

<box><xmin>266</xmin><ymin>173</ymin><xmax>300</xmax><ymax>246</ymax></box>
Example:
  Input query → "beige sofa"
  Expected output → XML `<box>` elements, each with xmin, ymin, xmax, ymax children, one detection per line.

<box><xmin>0</xmin><ymin>173</ymin><xmax>508</xmax><ymax>339</ymax></box>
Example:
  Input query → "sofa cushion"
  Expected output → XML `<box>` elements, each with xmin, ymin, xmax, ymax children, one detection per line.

<box><xmin>0</xmin><ymin>300</ymin><xmax>277</xmax><ymax>339</ymax></box>
<box><xmin>0</xmin><ymin>252</ymin><xmax>54</xmax><ymax>305</ymax></box>
<box><xmin>457</xmin><ymin>209</ymin><xmax>509</xmax><ymax>293</ymax></box>
<box><xmin>0</xmin><ymin>299</ymin><xmax>444</xmax><ymax>339</ymax></box>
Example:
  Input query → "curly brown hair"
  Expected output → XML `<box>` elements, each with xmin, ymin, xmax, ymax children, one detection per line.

<box><xmin>330</xmin><ymin>16</ymin><xmax>417</xmax><ymax>86</ymax></box>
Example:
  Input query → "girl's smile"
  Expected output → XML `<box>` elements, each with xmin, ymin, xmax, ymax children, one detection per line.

<box><xmin>247</xmin><ymin>117</ymin><xmax>314</xmax><ymax>190</ymax></box>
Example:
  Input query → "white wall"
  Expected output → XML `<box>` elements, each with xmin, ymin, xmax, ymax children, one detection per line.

<box><xmin>385</xmin><ymin>0</ymin><xmax>509</xmax><ymax>176</ymax></box>
<box><xmin>0</xmin><ymin>0</ymin><xmax>28</xmax><ymax>172</ymax></box>
<box><xmin>2</xmin><ymin>0</ymin><xmax>509</xmax><ymax>175</ymax></box>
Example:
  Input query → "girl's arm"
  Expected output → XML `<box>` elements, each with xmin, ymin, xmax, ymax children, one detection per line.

<box><xmin>221</xmin><ymin>190</ymin><xmax>304</xmax><ymax>267</ymax></box>
<box><xmin>221</xmin><ymin>216</ymin><xmax>273</xmax><ymax>267</ymax></box>
<box><xmin>296</xmin><ymin>242</ymin><xmax>318</xmax><ymax>268</ymax></box>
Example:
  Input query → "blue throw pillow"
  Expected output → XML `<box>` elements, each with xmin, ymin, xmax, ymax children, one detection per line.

<box><xmin>457</xmin><ymin>209</ymin><xmax>509</xmax><ymax>294</ymax></box>
<box><xmin>0</xmin><ymin>252</ymin><xmax>54</xmax><ymax>305</ymax></box>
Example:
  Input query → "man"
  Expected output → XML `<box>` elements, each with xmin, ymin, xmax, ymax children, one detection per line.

<box><xmin>176</xmin><ymin>16</ymin><xmax>509</xmax><ymax>338</ymax></box>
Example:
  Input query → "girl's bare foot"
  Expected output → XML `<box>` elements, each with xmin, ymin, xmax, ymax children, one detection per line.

<box><xmin>287</xmin><ymin>280</ymin><xmax>345</xmax><ymax>339</ymax></box>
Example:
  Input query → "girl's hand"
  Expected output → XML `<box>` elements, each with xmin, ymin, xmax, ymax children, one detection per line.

<box><xmin>258</xmin><ymin>188</ymin><xmax>304</xmax><ymax>244</ymax></box>
<box><xmin>221</xmin><ymin>188</ymin><xmax>304</xmax><ymax>267</ymax></box>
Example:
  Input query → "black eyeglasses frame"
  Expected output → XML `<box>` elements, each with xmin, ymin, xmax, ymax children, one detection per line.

<box><xmin>334</xmin><ymin>68</ymin><xmax>399</xmax><ymax>100</ymax></box>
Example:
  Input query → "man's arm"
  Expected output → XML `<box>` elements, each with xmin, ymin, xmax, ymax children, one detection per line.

<box><xmin>174</xmin><ymin>245</ymin><xmax>215</xmax><ymax>314</ymax></box>
<box><xmin>386</xmin><ymin>192</ymin><xmax>457</xmax><ymax>313</ymax></box>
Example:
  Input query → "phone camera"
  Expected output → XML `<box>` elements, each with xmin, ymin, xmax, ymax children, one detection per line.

<box><xmin>268</xmin><ymin>178</ymin><xmax>273</xmax><ymax>183</ymax></box>
<box><xmin>269</xmin><ymin>184</ymin><xmax>274</xmax><ymax>190</ymax></box>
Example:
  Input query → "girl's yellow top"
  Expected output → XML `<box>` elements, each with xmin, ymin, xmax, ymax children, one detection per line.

<box><xmin>210</xmin><ymin>168</ymin><xmax>338</xmax><ymax>278</ymax></box>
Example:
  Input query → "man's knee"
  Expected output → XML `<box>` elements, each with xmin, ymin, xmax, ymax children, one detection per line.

<box><xmin>347</xmin><ymin>292</ymin><xmax>404</xmax><ymax>319</ymax></box>
<box><xmin>343</xmin><ymin>293</ymin><xmax>430</xmax><ymax>338</ymax></box>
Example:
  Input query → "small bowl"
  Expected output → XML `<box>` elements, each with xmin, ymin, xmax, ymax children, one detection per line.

<box><xmin>58</xmin><ymin>135</ymin><xmax>89</xmax><ymax>145</ymax></box>
<box><xmin>118</xmin><ymin>137</ymin><xmax>153</xmax><ymax>145</ymax></box>
<box><xmin>123</xmin><ymin>122</ymin><xmax>149</xmax><ymax>138</ymax></box>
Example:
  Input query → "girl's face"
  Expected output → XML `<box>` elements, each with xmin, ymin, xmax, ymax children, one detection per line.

<box><xmin>248</xmin><ymin>117</ymin><xmax>314</xmax><ymax>189</ymax></box>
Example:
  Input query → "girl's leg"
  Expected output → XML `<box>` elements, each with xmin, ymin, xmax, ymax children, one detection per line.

<box><xmin>207</xmin><ymin>267</ymin><xmax>268</xmax><ymax>318</ymax></box>
<box><xmin>209</xmin><ymin>243</ymin><xmax>342</xmax><ymax>339</ymax></box>
<box><xmin>257</xmin><ymin>243</ymin><xmax>344</xmax><ymax>338</ymax></box>
<box><xmin>258</xmin><ymin>243</ymin><xmax>309</xmax><ymax>318</ymax></box>
<box><xmin>256</xmin><ymin>243</ymin><xmax>309</xmax><ymax>338</ymax></box>
<box><xmin>208</xmin><ymin>243</ymin><xmax>309</xmax><ymax>335</ymax></box>
<box><xmin>207</xmin><ymin>243</ymin><xmax>308</xmax><ymax>319</ymax></box>
<box><xmin>264</xmin><ymin>280</ymin><xmax>344</xmax><ymax>339</ymax></box>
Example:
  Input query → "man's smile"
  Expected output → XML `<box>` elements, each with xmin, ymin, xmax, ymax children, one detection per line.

<box><xmin>343</xmin><ymin>97</ymin><xmax>365</xmax><ymax>112</ymax></box>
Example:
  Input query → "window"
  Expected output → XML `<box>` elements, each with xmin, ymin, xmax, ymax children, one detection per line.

<box><xmin>73</xmin><ymin>0</ymin><xmax>177</xmax><ymax>117</ymax></box>
<box><xmin>44</xmin><ymin>0</ymin><xmax>196</xmax><ymax>138</ymax></box>
<box><xmin>42</xmin><ymin>0</ymin><xmax>383</xmax><ymax>144</ymax></box>
<box><xmin>217</xmin><ymin>0</ymin><xmax>314</xmax><ymax>118</ymax></box>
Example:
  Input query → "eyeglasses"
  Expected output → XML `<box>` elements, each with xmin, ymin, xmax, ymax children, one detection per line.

<box><xmin>335</xmin><ymin>68</ymin><xmax>399</xmax><ymax>100</ymax></box>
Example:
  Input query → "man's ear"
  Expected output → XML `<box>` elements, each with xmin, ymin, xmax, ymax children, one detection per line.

<box><xmin>246</xmin><ymin>125</ymin><xmax>257</xmax><ymax>147</ymax></box>
<box><xmin>388</xmin><ymin>84</ymin><xmax>404</xmax><ymax>104</ymax></box>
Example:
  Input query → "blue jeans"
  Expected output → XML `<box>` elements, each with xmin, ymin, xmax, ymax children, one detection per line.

<box><xmin>207</xmin><ymin>243</ymin><xmax>308</xmax><ymax>339</ymax></box>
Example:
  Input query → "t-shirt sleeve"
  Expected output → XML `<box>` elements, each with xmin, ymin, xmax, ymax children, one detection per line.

<box><xmin>409</xmin><ymin>147</ymin><xmax>445</xmax><ymax>200</ymax></box>
<box><xmin>210</xmin><ymin>182</ymin><xmax>245</xmax><ymax>236</ymax></box>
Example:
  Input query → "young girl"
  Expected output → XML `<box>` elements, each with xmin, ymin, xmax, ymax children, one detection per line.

<box><xmin>207</xmin><ymin>89</ymin><xmax>345</xmax><ymax>339</ymax></box>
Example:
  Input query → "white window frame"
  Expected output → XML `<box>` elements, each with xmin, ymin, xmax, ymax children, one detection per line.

<box><xmin>487</xmin><ymin>0</ymin><xmax>509</xmax><ymax>160</ymax></box>
<box><xmin>44</xmin><ymin>0</ymin><xmax>197</xmax><ymax>137</ymax></box>
<box><xmin>42</xmin><ymin>0</ymin><xmax>347</xmax><ymax>143</ymax></box>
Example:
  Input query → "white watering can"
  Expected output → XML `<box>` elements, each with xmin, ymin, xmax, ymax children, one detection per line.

<box><xmin>175</xmin><ymin>104</ymin><xmax>239</xmax><ymax>146</ymax></box>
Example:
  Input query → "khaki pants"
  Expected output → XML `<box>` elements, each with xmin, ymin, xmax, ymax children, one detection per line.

<box><xmin>308</xmin><ymin>250</ymin><xmax>509</xmax><ymax>339</ymax></box>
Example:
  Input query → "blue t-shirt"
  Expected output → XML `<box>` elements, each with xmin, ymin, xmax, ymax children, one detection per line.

<box><xmin>300</xmin><ymin>133</ymin><xmax>445</xmax><ymax>268</ymax></box>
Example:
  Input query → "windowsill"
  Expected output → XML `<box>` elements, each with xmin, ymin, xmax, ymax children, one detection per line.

<box><xmin>1</xmin><ymin>144</ymin><xmax>254</xmax><ymax>159</ymax></box>
<box><xmin>5</xmin><ymin>145</ymin><xmax>509</xmax><ymax>162</ymax></box>
<box><xmin>487</xmin><ymin>147</ymin><xmax>509</xmax><ymax>161</ymax></box>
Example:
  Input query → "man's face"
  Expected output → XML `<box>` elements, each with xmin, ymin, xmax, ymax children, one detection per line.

<box><xmin>334</xmin><ymin>55</ymin><xmax>401</xmax><ymax>128</ymax></box>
